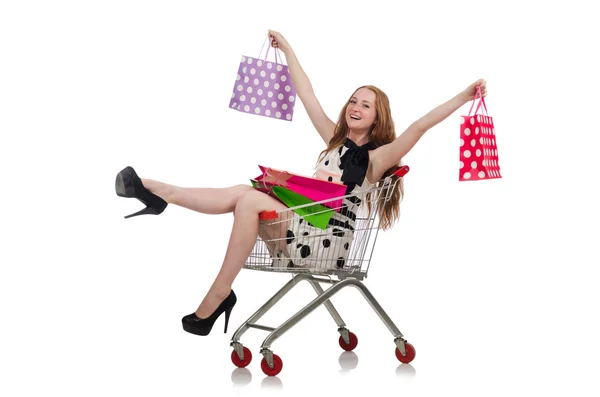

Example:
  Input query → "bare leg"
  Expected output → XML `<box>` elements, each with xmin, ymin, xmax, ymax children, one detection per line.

<box><xmin>195</xmin><ymin>190</ymin><xmax>288</xmax><ymax>318</ymax></box>
<box><xmin>261</xmin><ymin>215</ymin><xmax>292</xmax><ymax>257</ymax></box>
<box><xmin>142</xmin><ymin>179</ymin><xmax>253</xmax><ymax>214</ymax></box>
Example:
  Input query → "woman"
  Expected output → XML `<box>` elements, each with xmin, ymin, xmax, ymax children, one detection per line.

<box><xmin>115</xmin><ymin>30</ymin><xmax>487</xmax><ymax>336</ymax></box>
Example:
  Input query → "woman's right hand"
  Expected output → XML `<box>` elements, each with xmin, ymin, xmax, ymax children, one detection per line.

<box><xmin>268</xmin><ymin>30</ymin><xmax>292</xmax><ymax>54</ymax></box>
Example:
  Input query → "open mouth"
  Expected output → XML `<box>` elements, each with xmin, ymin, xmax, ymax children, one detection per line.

<box><xmin>350</xmin><ymin>115</ymin><xmax>361</xmax><ymax>120</ymax></box>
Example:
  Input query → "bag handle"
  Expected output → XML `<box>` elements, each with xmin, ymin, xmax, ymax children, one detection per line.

<box><xmin>259</xmin><ymin>167</ymin><xmax>289</xmax><ymax>193</ymax></box>
<box><xmin>258</xmin><ymin>34</ymin><xmax>284</xmax><ymax>64</ymax></box>
<box><xmin>467</xmin><ymin>86</ymin><xmax>489</xmax><ymax>117</ymax></box>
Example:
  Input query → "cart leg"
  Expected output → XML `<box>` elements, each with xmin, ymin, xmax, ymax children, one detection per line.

<box><xmin>230</xmin><ymin>273</ymin><xmax>324</xmax><ymax>344</ymax></box>
<box><xmin>306</xmin><ymin>278</ymin><xmax>352</xmax><ymax>343</ymax></box>
<box><xmin>356</xmin><ymin>281</ymin><xmax>411</xmax><ymax>355</ymax></box>
<box><xmin>260</xmin><ymin>278</ymin><xmax>406</xmax><ymax>350</ymax></box>
<box><xmin>306</xmin><ymin>279</ymin><xmax>346</xmax><ymax>327</ymax></box>
<box><xmin>353</xmin><ymin>280</ymin><xmax>404</xmax><ymax>339</ymax></box>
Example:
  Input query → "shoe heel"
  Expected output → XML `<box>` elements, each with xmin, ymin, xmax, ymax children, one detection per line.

<box><xmin>125</xmin><ymin>206</ymin><xmax>158</xmax><ymax>219</ymax></box>
<box><xmin>224</xmin><ymin>307</ymin><xmax>233</xmax><ymax>334</ymax></box>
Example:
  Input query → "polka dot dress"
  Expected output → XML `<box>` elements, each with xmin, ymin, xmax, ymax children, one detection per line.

<box><xmin>270</xmin><ymin>139</ymin><xmax>376</xmax><ymax>271</ymax></box>
<box><xmin>229</xmin><ymin>56</ymin><xmax>297</xmax><ymax>121</ymax></box>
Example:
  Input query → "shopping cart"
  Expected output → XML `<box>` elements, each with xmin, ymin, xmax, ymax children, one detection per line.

<box><xmin>230</xmin><ymin>165</ymin><xmax>415</xmax><ymax>376</ymax></box>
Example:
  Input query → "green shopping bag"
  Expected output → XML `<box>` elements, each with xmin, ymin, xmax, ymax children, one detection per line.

<box><xmin>271</xmin><ymin>186</ymin><xmax>334</xmax><ymax>230</ymax></box>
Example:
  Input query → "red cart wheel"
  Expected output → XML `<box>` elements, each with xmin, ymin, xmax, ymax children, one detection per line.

<box><xmin>260</xmin><ymin>354</ymin><xmax>283</xmax><ymax>377</ymax></box>
<box><xmin>395</xmin><ymin>343</ymin><xmax>416</xmax><ymax>364</ymax></box>
<box><xmin>231</xmin><ymin>347</ymin><xmax>252</xmax><ymax>368</ymax></box>
<box><xmin>338</xmin><ymin>332</ymin><xmax>359</xmax><ymax>351</ymax></box>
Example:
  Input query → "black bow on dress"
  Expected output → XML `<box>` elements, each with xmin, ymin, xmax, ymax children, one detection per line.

<box><xmin>339</xmin><ymin>138</ymin><xmax>377</xmax><ymax>193</ymax></box>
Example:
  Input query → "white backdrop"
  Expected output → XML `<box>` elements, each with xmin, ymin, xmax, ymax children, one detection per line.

<box><xmin>1</xmin><ymin>0</ymin><xmax>599</xmax><ymax>395</ymax></box>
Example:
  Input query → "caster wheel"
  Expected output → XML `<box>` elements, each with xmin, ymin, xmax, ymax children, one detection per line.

<box><xmin>231</xmin><ymin>346</ymin><xmax>252</xmax><ymax>368</ymax></box>
<box><xmin>260</xmin><ymin>354</ymin><xmax>283</xmax><ymax>376</ymax></box>
<box><xmin>338</xmin><ymin>332</ymin><xmax>358</xmax><ymax>351</ymax></box>
<box><xmin>395</xmin><ymin>342</ymin><xmax>416</xmax><ymax>364</ymax></box>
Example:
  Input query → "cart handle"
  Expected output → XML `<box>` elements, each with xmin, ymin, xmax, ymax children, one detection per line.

<box><xmin>259</xmin><ymin>165</ymin><xmax>410</xmax><ymax>220</ymax></box>
<box><xmin>393</xmin><ymin>165</ymin><xmax>410</xmax><ymax>178</ymax></box>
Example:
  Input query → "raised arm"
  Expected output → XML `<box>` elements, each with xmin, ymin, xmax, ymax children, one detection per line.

<box><xmin>269</xmin><ymin>30</ymin><xmax>335</xmax><ymax>144</ymax></box>
<box><xmin>368</xmin><ymin>79</ymin><xmax>487</xmax><ymax>181</ymax></box>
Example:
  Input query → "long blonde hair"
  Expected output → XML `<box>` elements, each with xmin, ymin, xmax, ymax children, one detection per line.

<box><xmin>318</xmin><ymin>85</ymin><xmax>403</xmax><ymax>231</ymax></box>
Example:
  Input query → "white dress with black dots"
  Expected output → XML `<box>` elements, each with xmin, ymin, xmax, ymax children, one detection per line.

<box><xmin>271</xmin><ymin>138</ymin><xmax>376</xmax><ymax>271</ymax></box>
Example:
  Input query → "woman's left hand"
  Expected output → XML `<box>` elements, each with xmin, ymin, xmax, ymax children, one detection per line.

<box><xmin>461</xmin><ymin>79</ymin><xmax>487</xmax><ymax>102</ymax></box>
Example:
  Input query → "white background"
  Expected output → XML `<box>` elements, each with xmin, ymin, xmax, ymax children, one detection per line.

<box><xmin>1</xmin><ymin>0</ymin><xmax>599</xmax><ymax>395</ymax></box>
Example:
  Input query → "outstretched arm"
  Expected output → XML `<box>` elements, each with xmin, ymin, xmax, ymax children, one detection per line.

<box><xmin>368</xmin><ymin>79</ymin><xmax>487</xmax><ymax>181</ymax></box>
<box><xmin>269</xmin><ymin>30</ymin><xmax>335</xmax><ymax>144</ymax></box>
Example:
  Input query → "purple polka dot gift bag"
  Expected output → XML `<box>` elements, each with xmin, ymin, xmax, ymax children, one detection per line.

<box><xmin>229</xmin><ymin>37</ymin><xmax>297</xmax><ymax>121</ymax></box>
<box><xmin>459</xmin><ymin>87</ymin><xmax>501</xmax><ymax>181</ymax></box>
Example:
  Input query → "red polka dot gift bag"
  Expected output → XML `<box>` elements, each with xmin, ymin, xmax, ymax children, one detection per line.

<box><xmin>229</xmin><ymin>36</ymin><xmax>297</xmax><ymax>121</ymax></box>
<box><xmin>459</xmin><ymin>87</ymin><xmax>501</xmax><ymax>181</ymax></box>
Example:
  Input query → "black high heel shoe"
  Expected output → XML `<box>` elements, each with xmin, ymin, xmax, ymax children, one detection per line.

<box><xmin>115</xmin><ymin>166</ymin><xmax>168</xmax><ymax>219</ymax></box>
<box><xmin>182</xmin><ymin>290</ymin><xmax>237</xmax><ymax>336</ymax></box>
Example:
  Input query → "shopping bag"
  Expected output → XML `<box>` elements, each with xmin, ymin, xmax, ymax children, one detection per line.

<box><xmin>459</xmin><ymin>87</ymin><xmax>502</xmax><ymax>181</ymax></box>
<box><xmin>271</xmin><ymin>186</ymin><xmax>334</xmax><ymax>230</ymax></box>
<box><xmin>254</xmin><ymin>165</ymin><xmax>347</xmax><ymax>211</ymax></box>
<box><xmin>250</xmin><ymin>179</ymin><xmax>271</xmax><ymax>194</ymax></box>
<box><xmin>229</xmin><ymin>36</ymin><xmax>297</xmax><ymax>121</ymax></box>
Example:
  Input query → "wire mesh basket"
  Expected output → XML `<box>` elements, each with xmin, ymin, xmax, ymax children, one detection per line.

<box><xmin>244</xmin><ymin>166</ymin><xmax>408</xmax><ymax>280</ymax></box>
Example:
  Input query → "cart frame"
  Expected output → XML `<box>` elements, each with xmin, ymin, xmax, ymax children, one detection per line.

<box><xmin>230</xmin><ymin>166</ymin><xmax>415</xmax><ymax>375</ymax></box>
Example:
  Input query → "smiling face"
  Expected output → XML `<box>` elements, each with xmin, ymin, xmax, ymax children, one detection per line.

<box><xmin>345</xmin><ymin>88</ymin><xmax>378</xmax><ymax>132</ymax></box>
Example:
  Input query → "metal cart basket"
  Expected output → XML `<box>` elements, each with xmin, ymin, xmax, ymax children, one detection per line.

<box><xmin>230</xmin><ymin>166</ymin><xmax>415</xmax><ymax>376</ymax></box>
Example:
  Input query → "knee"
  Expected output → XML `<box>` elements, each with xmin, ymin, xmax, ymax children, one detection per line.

<box><xmin>229</xmin><ymin>185</ymin><xmax>255</xmax><ymax>211</ymax></box>
<box><xmin>235</xmin><ymin>190</ymin><xmax>265</xmax><ymax>214</ymax></box>
<box><xmin>233</xmin><ymin>184</ymin><xmax>254</xmax><ymax>194</ymax></box>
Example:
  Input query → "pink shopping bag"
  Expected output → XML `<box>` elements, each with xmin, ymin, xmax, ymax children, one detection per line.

<box><xmin>459</xmin><ymin>87</ymin><xmax>502</xmax><ymax>181</ymax></box>
<box><xmin>229</xmin><ymin>36</ymin><xmax>297</xmax><ymax>121</ymax></box>
<box><xmin>254</xmin><ymin>165</ymin><xmax>347</xmax><ymax>211</ymax></box>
